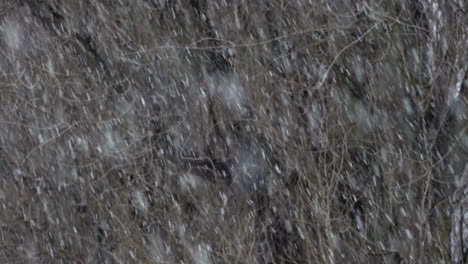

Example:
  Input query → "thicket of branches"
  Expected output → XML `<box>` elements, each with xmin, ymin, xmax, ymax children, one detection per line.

<box><xmin>0</xmin><ymin>1</ymin><xmax>466</xmax><ymax>263</ymax></box>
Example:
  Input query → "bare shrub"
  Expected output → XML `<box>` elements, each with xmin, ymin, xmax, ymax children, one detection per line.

<box><xmin>0</xmin><ymin>1</ymin><xmax>466</xmax><ymax>263</ymax></box>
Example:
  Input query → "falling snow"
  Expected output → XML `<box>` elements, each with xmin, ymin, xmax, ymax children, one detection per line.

<box><xmin>0</xmin><ymin>1</ymin><xmax>466</xmax><ymax>264</ymax></box>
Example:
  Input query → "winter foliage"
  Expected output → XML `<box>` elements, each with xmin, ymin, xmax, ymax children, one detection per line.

<box><xmin>0</xmin><ymin>1</ymin><xmax>467</xmax><ymax>263</ymax></box>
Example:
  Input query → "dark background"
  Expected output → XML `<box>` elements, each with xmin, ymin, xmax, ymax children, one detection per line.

<box><xmin>0</xmin><ymin>1</ymin><xmax>466</xmax><ymax>263</ymax></box>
